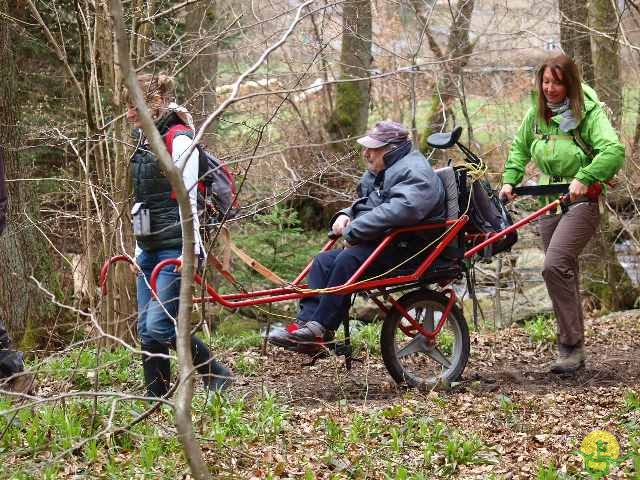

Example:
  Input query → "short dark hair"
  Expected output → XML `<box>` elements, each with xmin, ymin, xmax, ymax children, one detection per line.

<box><xmin>536</xmin><ymin>54</ymin><xmax>583</xmax><ymax>123</ymax></box>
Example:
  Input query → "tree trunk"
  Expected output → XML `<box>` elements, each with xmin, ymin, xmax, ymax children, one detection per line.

<box><xmin>184</xmin><ymin>2</ymin><xmax>219</xmax><ymax>140</ymax></box>
<box><xmin>559</xmin><ymin>0</ymin><xmax>594</xmax><ymax>85</ymax></box>
<box><xmin>100</xmin><ymin>0</ymin><xmax>137</xmax><ymax>345</ymax></box>
<box><xmin>418</xmin><ymin>0</ymin><xmax>476</xmax><ymax>153</ymax></box>
<box><xmin>590</xmin><ymin>0</ymin><xmax>622</xmax><ymax>125</ymax></box>
<box><xmin>325</xmin><ymin>0</ymin><xmax>372</xmax><ymax>147</ymax></box>
<box><xmin>581</xmin><ymin>209</ymin><xmax>638</xmax><ymax>311</ymax></box>
<box><xmin>580</xmin><ymin>0</ymin><xmax>637</xmax><ymax>310</ymax></box>
<box><xmin>0</xmin><ymin>0</ymin><xmax>59</xmax><ymax>351</ymax></box>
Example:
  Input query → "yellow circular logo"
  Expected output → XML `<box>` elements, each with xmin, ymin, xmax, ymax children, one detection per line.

<box><xmin>578</xmin><ymin>430</ymin><xmax>620</xmax><ymax>475</ymax></box>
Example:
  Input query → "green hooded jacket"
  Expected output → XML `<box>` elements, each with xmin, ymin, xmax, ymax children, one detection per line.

<box><xmin>502</xmin><ymin>83</ymin><xmax>624</xmax><ymax>187</ymax></box>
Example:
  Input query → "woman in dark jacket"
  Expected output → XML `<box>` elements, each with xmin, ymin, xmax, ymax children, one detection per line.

<box><xmin>126</xmin><ymin>73</ymin><xmax>231</xmax><ymax>397</ymax></box>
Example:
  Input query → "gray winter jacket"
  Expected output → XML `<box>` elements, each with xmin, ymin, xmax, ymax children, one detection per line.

<box><xmin>335</xmin><ymin>141</ymin><xmax>445</xmax><ymax>245</ymax></box>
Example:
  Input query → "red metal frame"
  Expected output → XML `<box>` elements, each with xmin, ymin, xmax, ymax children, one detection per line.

<box><xmin>464</xmin><ymin>199</ymin><xmax>560</xmax><ymax>258</ymax></box>
<box><xmin>99</xmin><ymin>197</ymin><xmax>565</xmax><ymax>343</ymax></box>
<box><xmin>147</xmin><ymin>218</ymin><xmax>466</xmax><ymax>308</ymax></box>
<box><xmin>387</xmin><ymin>288</ymin><xmax>457</xmax><ymax>339</ymax></box>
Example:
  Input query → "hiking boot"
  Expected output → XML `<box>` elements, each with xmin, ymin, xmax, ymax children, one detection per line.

<box><xmin>550</xmin><ymin>344</ymin><xmax>585</xmax><ymax>374</ymax></box>
<box><xmin>269</xmin><ymin>321</ymin><xmax>333</xmax><ymax>353</ymax></box>
<box><xmin>202</xmin><ymin>359</ymin><xmax>233</xmax><ymax>392</ymax></box>
<box><xmin>286</xmin><ymin>318</ymin><xmax>307</xmax><ymax>334</ymax></box>
<box><xmin>141</xmin><ymin>342</ymin><xmax>171</xmax><ymax>398</ymax></box>
<box><xmin>267</xmin><ymin>326</ymin><xmax>298</xmax><ymax>349</ymax></box>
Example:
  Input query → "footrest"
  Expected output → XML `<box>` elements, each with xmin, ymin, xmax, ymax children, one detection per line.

<box><xmin>332</xmin><ymin>342</ymin><xmax>352</xmax><ymax>357</ymax></box>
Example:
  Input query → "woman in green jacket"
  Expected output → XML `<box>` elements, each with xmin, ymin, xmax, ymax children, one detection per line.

<box><xmin>499</xmin><ymin>54</ymin><xmax>624</xmax><ymax>374</ymax></box>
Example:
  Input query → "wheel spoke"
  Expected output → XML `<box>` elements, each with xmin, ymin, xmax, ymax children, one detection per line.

<box><xmin>422</xmin><ymin>306</ymin><xmax>435</xmax><ymax>332</ymax></box>
<box><xmin>396</xmin><ymin>335</ymin><xmax>429</xmax><ymax>358</ymax></box>
<box><xmin>382</xmin><ymin>290</ymin><xmax>470</xmax><ymax>389</ymax></box>
<box><xmin>425</xmin><ymin>346</ymin><xmax>451</xmax><ymax>368</ymax></box>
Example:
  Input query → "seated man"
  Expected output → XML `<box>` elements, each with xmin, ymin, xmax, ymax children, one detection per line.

<box><xmin>268</xmin><ymin>121</ymin><xmax>446</xmax><ymax>351</ymax></box>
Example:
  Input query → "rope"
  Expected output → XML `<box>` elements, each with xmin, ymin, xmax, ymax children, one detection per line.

<box><xmin>288</xmin><ymin>159</ymin><xmax>488</xmax><ymax>296</ymax></box>
<box><xmin>225</xmin><ymin>159</ymin><xmax>490</xmax><ymax>324</ymax></box>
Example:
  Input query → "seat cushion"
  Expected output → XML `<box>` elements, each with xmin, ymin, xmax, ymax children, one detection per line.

<box><xmin>435</xmin><ymin>167</ymin><xmax>459</xmax><ymax>220</ymax></box>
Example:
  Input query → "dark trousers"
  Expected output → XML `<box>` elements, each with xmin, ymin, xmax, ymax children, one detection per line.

<box><xmin>538</xmin><ymin>202</ymin><xmax>599</xmax><ymax>347</ymax></box>
<box><xmin>0</xmin><ymin>317</ymin><xmax>23</xmax><ymax>378</ymax></box>
<box><xmin>298</xmin><ymin>244</ymin><xmax>377</xmax><ymax>331</ymax></box>
<box><xmin>298</xmin><ymin>232</ymin><xmax>443</xmax><ymax>331</ymax></box>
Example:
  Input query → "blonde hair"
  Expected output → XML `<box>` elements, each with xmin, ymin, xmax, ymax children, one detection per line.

<box><xmin>124</xmin><ymin>73</ymin><xmax>175</xmax><ymax>118</ymax></box>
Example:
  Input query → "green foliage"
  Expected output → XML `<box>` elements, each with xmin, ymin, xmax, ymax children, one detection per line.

<box><xmin>323</xmin><ymin>417</ymin><xmax>347</xmax><ymax>453</ymax></box>
<box><xmin>44</xmin><ymin>346</ymin><xmax>135</xmax><ymax>389</ymax></box>
<box><xmin>523</xmin><ymin>314</ymin><xmax>557</xmax><ymax>346</ymax></box>
<box><xmin>350</xmin><ymin>322</ymin><xmax>382</xmax><ymax>355</ymax></box>
<box><xmin>210</xmin><ymin>329</ymin><xmax>263</xmax><ymax>350</ymax></box>
<box><xmin>440</xmin><ymin>433</ymin><xmax>491</xmax><ymax>475</ymax></box>
<box><xmin>624</xmin><ymin>389</ymin><xmax>640</xmax><ymax>411</ymax></box>
<box><xmin>206</xmin><ymin>390</ymin><xmax>288</xmax><ymax>447</ymax></box>
<box><xmin>319</xmin><ymin>408</ymin><xmax>494</xmax><ymax>476</ymax></box>
<box><xmin>0</xmin><ymin>395</ymin><xmax>185</xmax><ymax>479</ymax></box>
<box><xmin>325</xmin><ymin>81</ymin><xmax>368</xmax><ymax>142</ymax></box>
<box><xmin>535</xmin><ymin>463</ymin><xmax>565</xmax><ymax>479</ymax></box>
<box><xmin>233</xmin><ymin>353</ymin><xmax>262</xmax><ymax>376</ymax></box>
<box><xmin>231</xmin><ymin>205</ymin><xmax>325</xmax><ymax>286</ymax></box>
<box><xmin>498</xmin><ymin>394</ymin><xmax>518</xmax><ymax>415</ymax></box>
<box><xmin>211</xmin><ymin>315</ymin><xmax>263</xmax><ymax>350</ymax></box>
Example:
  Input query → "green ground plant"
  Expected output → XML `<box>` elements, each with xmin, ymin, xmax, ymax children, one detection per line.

<box><xmin>523</xmin><ymin>314</ymin><xmax>557</xmax><ymax>346</ymax></box>
<box><xmin>624</xmin><ymin>389</ymin><xmax>640</xmax><ymax>411</ymax></box>
<box><xmin>535</xmin><ymin>463</ymin><xmax>566</xmax><ymax>479</ymax></box>
<box><xmin>350</xmin><ymin>322</ymin><xmax>382</xmax><ymax>355</ymax></box>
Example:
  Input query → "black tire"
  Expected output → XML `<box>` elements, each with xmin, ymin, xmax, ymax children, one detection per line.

<box><xmin>380</xmin><ymin>289</ymin><xmax>470</xmax><ymax>388</ymax></box>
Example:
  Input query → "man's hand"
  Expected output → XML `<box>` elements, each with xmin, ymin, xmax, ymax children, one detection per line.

<box><xmin>569</xmin><ymin>178</ymin><xmax>588</xmax><ymax>202</ymax></box>
<box><xmin>175</xmin><ymin>254</ymin><xmax>202</xmax><ymax>273</ymax></box>
<box><xmin>498</xmin><ymin>184</ymin><xmax>516</xmax><ymax>203</ymax></box>
<box><xmin>331</xmin><ymin>214</ymin><xmax>351</xmax><ymax>236</ymax></box>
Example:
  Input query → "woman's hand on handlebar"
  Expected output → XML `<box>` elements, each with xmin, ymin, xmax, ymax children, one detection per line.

<box><xmin>331</xmin><ymin>214</ymin><xmax>351</xmax><ymax>236</ymax></box>
<box><xmin>499</xmin><ymin>184</ymin><xmax>516</xmax><ymax>203</ymax></box>
<box><xmin>569</xmin><ymin>178</ymin><xmax>588</xmax><ymax>202</ymax></box>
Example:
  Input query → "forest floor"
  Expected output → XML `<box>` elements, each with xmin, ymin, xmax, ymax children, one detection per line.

<box><xmin>2</xmin><ymin>310</ymin><xmax>639</xmax><ymax>479</ymax></box>
<box><xmin>213</xmin><ymin>309</ymin><xmax>640</xmax><ymax>479</ymax></box>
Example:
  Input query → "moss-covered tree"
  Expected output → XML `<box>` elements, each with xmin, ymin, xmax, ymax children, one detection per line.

<box><xmin>559</xmin><ymin>0</ymin><xmax>594</xmax><ymax>85</ymax></box>
<box><xmin>325</xmin><ymin>0</ymin><xmax>372</xmax><ymax>148</ymax></box>
<box><xmin>0</xmin><ymin>0</ymin><xmax>60</xmax><ymax>350</ymax></box>
<box><xmin>579</xmin><ymin>0</ymin><xmax>638</xmax><ymax>311</ymax></box>
<box><xmin>184</xmin><ymin>2</ymin><xmax>219</xmax><ymax>137</ymax></box>
<box><xmin>591</xmin><ymin>0</ymin><xmax>622</xmax><ymax>125</ymax></box>
<box><xmin>413</xmin><ymin>0</ymin><xmax>476</xmax><ymax>153</ymax></box>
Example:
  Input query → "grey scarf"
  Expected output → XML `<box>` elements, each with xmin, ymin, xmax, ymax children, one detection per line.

<box><xmin>547</xmin><ymin>98</ymin><xmax>578</xmax><ymax>132</ymax></box>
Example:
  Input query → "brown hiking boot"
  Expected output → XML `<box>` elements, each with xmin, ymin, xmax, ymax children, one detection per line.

<box><xmin>550</xmin><ymin>344</ymin><xmax>585</xmax><ymax>374</ymax></box>
<box><xmin>8</xmin><ymin>371</ymin><xmax>36</xmax><ymax>394</ymax></box>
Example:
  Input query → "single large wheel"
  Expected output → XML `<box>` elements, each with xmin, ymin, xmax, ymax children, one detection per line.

<box><xmin>380</xmin><ymin>289</ymin><xmax>470</xmax><ymax>388</ymax></box>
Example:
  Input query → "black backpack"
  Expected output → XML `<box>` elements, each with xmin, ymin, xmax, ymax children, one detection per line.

<box><xmin>164</xmin><ymin>125</ymin><xmax>240</xmax><ymax>227</ymax></box>
<box><xmin>457</xmin><ymin>169</ymin><xmax>517</xmax><ymax>257</ymax></box>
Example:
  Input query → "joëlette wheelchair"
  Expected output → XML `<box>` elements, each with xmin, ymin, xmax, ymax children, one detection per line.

<box><xmin>101</xmin><ymin>127</ymin><xmax>569</xmax><ymax>389</ymax></box>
